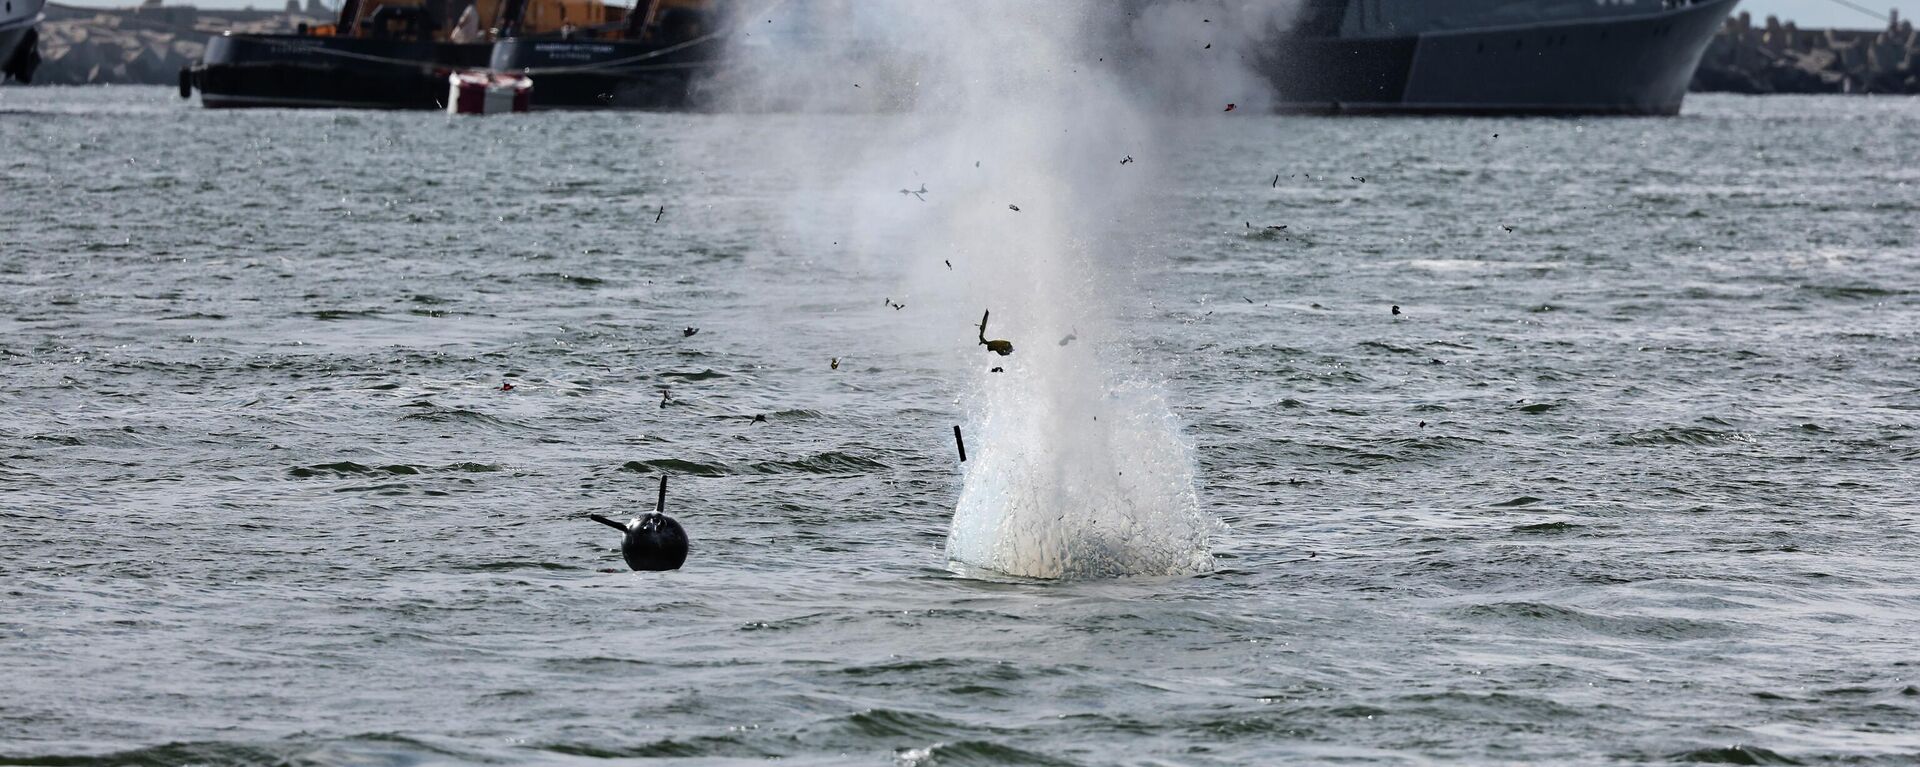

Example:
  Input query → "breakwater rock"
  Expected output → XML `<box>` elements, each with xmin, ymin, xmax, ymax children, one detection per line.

<box><xmin>32</xmin><ymin>2</ymin><xmax>327</xmax><ymax>85</ymax></box>
<box><xmin>1692</xmin><ymin>10</ymin><xmax>1918</xmax><ymax>94</ymax></box>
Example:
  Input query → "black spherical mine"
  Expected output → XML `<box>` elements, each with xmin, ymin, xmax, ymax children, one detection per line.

<box><xmin>617</xmin><ymin>511</ymin><xmax>688</xmax><ymax>571</ymax></box>
<box><xmin>589</xmin><ymin>476</ymin><xmax>688</xmax><ymax>572</ymax></box>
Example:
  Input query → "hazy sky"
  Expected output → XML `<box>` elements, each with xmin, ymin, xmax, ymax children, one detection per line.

<box><xmin>49</xmin><ymin>0</ymin><xmax>1920</xmax><ymax>30</ymax></box>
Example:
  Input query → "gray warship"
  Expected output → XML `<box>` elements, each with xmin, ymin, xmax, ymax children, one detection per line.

<box><xmin>1266</xmin><ymin>0</ymin><xmax>1740</xmax><ymax>115</ymax></box>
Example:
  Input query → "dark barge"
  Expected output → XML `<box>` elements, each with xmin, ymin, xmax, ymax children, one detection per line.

<box><xmin>488</xmin><ymin>0</ymin><xmax>719</xmax><ymax>110</ymax></box>
<box><xmin>183</xmin><ymin>0</ymin><xmax>604</xmax><ymax>109</ymax></box>
<box><xmin>189</xmin><ymin>34</ymin><xmax>489</xmax><ymax>109</ymax></box>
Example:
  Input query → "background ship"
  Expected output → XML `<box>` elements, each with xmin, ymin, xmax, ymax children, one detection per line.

<box><xmin>172</xmin><ymin>0</ymin><xmax>1741</xmax><ymax>115</ymax></box>
<box><xmin>527</xmin><ymin>0</ymin><xmax>1742</xmax><ymax>115</ymax></box>
<box><xmin>488</xmin><ymin>0</ymin><xmax>719</xmax><ymax>109</ymax></box>
<box><xmin>1</xmin><ymin>0</ymin><xmax>44</xmax><ymax>83</ymax></box>
<box><xmin>1264</xmin><ymin>0</ymin><xmax>1740</xmax><ymax>115</ymax></box>
<box><xmin>183</xmin><ymin>0</ymin><xmax>627</xmax><ymax>108</ymax></box>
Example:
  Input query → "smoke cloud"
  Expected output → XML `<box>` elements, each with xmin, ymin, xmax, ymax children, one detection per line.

<box><xmin>699</xmin><ymin>0</ymin><xmax>1300</xmax><ymax>578</ymax></box>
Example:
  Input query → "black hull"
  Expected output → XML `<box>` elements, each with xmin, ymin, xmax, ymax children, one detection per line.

<box><xmin>489</xmin><ymin>39</ymin><xmax>710</xmax><ymax>110</ymax></box>
<box><xmin>190</xmin><ymin>34</ymin><xmax>491</xmax><ymax>109</ymax></box>
<box><xmin>2</xmin><ymin>21</ymin><xmax>40</xmax><ymax>83</ymax></box>
<box><xmin>1264</xmin><ymin>0</ymin><xmax>1737</xmax><ymax>116</ymax></box>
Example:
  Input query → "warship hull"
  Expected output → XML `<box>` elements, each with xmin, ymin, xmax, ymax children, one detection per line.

<box><xmin>1266</xmin><ymin>0</ymin><xmax>1738</xmax><ymax>116</ymax></box>
<box><xmin>1</xmin><ymin>0</ymin><xmax>44</xmax><ymax>84</ymax></box>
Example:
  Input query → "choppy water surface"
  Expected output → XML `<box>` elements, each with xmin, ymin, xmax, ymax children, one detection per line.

<box><xmin>3</xmin><ymin>88</ymin><xmax>1919</xmax><ymax>765</ymax></box>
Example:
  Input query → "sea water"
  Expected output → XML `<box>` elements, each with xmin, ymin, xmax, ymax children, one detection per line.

<box><xmin>2</xmin><ymin>87</ymin><xmax>1918</xmax><ymax>764</ymax></box>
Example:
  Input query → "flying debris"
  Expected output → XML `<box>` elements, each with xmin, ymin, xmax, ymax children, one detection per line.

<box><xmin>659</xmin><ymin>389</ymin><xmax>672</xmax><ymax>408</ymax></box>
<box><xmin>682</xmin><ymin>327</ymin><xmax>698</xmax><ymax>337</ymax></box>
<box><xmin>1120</xmin><ymin>155</ymin><xmax>1134</xmax><ymax>165</ymax></box>
<box><xmin>991</xmin><ymin>366</ymin><xmax>1004</xmax><ymax>373</ymax></box>
<box><xmin>1058</xmin><ymin>329</ymin><xmax>1077</xmax><ymax>346</ymax></box>
<box><xmin>1391</xmin><ymin>305</ymin><xmax>1402</xmax><ymax>316</ymax></box>
<box><xmin>1352</xmin><ymin>176</ymin><xmax>1366</xmax><ymax>183</ymax></box>
<box><xmin>1502</xmin><ymin>225</ymin><xmax>1515</xmax><ymax>232</ymax></box>
<box><xmin>1008</xmin><ymin>204</ymin><xmax>1021</xmax><ymax>212</ymax></box>
<box><xmin>1224</xmin><ymin>103</ymin><xmax>1237</xmax><ymax>112</ymax></box>
<box><xmin>1272</xmin><ymin>174</ymin><xmax>1279</xmax><ymax>187</ymax></box>
<box><xmin>655</xmin><ymin>206</ymin><xmax>664</xmax><ymax>223</ymax></box>
<box><xmin>752</xmin><ymin>414</ymin><xmax>767</xmax><ymax>424</ymax></box>
<box><xmin>944</xmin><ymin>260</ymin><xmax>952</xmax><ymax>270</ymax></box>
<box><xmin>1267</xmin><ymin>225</ymin><xmax>1287</xmax><ymax>231</ymax></box>
<box><xmin>830</xmin><ymin>357</ymin><xmax>840</xmax><ymax>370</ymax></box>
<box><xmin>977</xmin><ymin>310</ymin><xmax>1013</xmax><ymax>356</ymax></box>
<box><xmin>899</xmin><ymin>184</ymin><xmax>928</xmax><ymax>202</ymax></box>
<box><xmin>499</xmin><ymin>382</ymin><xmax>515</xmax><ymax>391</ymax></box>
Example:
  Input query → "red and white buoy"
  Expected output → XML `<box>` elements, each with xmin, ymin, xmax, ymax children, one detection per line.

<box><xmin>447</xmin><ymin>71</ymin><xmax>532</xmax><ymax>115</ymax></box>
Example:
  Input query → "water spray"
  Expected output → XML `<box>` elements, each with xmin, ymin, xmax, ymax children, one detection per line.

<box><xmin>713</xmin><ymin>0</ymin><xmax>1276</xmax><ymax>579</ymax></box>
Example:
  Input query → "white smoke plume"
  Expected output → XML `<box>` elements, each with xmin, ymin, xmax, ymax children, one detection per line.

<box><xmin>1117</xmin><ymin>0</ymin><xmax>1306</xmax><ymax>113</ymax></box>
<box><xmin>699</xmin><ymin>0</ymin><xmax>1301</xmax><ymax>579</ymax></box>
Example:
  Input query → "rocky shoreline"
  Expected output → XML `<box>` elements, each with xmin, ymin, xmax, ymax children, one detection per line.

<box><xmin>1692</xmin><ymin>11</ymin><xmax>1918</xmax><ymax>94</ymax></box>
<box><xmin>29</xmin><ymin>1</ymin><xmax>326</xmax><ymax>86</ymax></box>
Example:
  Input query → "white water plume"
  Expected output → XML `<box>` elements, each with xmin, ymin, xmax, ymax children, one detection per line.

<box><xmin>708</xmin><ymin>0</ymin><xmax>1297</xmax><ymax>579</ymax></box>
